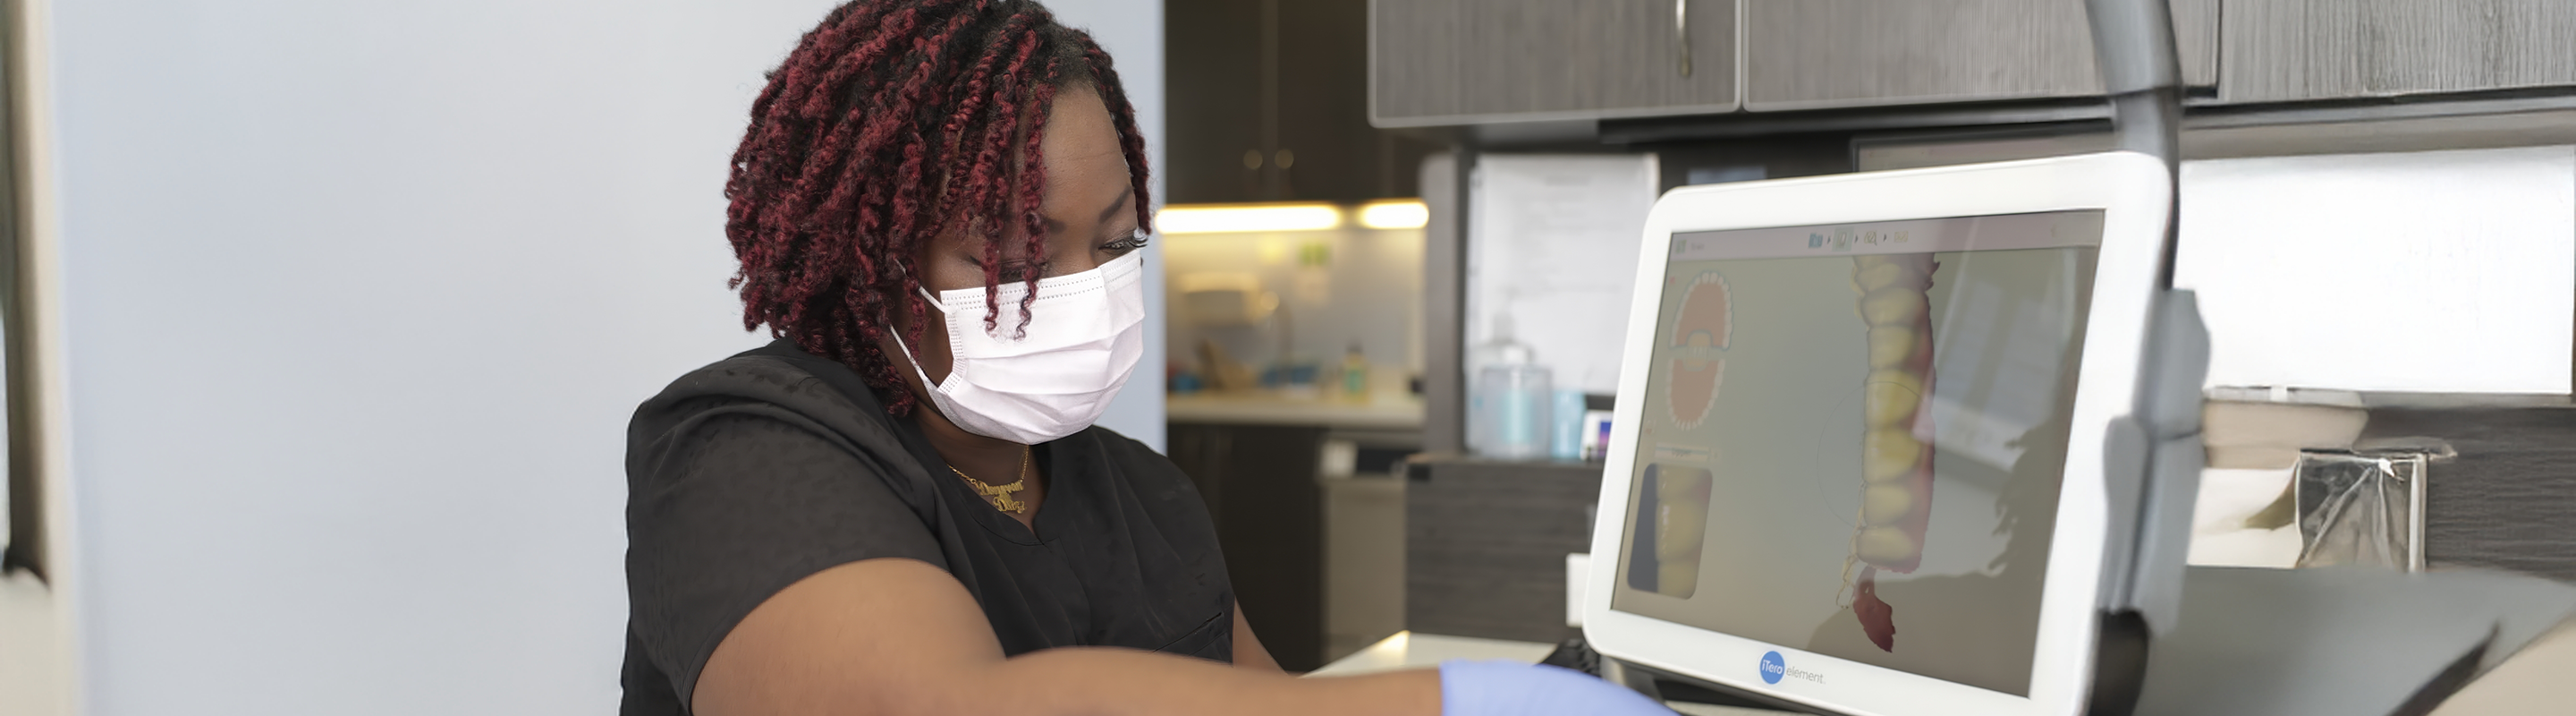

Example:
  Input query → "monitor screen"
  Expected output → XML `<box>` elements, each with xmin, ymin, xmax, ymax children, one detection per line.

<box><xmin>1609</xmin><ymin>210</ymin><xmax>2104</xmax><ymax>697</ymax></box>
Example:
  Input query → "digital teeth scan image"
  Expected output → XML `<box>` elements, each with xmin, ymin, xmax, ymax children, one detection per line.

<box><xmin>1614</xmin><ymin>212</ymin><xmax>2102</xmax><ymax>697</ymax></box>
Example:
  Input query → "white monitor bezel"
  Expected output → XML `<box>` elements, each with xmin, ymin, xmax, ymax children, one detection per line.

<box><xmin>1581</xmin><ymin>151</ymin><xmax>2174</xmax><ymax>716</ymax></box>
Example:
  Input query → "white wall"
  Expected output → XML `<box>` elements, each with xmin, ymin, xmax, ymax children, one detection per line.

<box><xmin>1859</xmin><ymin>136</ymin><xmax>2576</xmax><ymax>398</ymax></box>
<box><xmin>42</xmin><ymin>1</ymin><xmax>1162</xmax><ymax>713</ymax></box>
<box><xmin>2175</xmin><ymin>146</ymin><xmax>2575</xmax><ymax>396</ymax></box>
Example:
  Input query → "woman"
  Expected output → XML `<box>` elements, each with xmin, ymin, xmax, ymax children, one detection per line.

<box><xmin>622</xmin><ymin>3</ymin><xmax>1668</xmax><ymax>714</ymax></box>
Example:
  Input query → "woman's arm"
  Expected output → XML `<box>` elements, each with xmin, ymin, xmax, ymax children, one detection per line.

<box><xmin>692</xmin><ymin>558</ymin><xmax>1436</xmax><ymax>716</ymax></box>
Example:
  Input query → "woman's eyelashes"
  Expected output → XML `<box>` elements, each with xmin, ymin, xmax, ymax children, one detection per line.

<box><xmin>1102</xmin><ymin>228</ymin><xmax>1150</xmax><ymax>253</ymax></box>
<box><xmin>976</xmin><ymin>229</ymin><xmax>1143</xmax><ymax>277</ymax></box>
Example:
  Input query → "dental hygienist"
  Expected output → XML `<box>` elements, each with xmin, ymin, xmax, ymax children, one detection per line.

<box><xmin>619</xmin><ymin>2</ymin><xmax>1669</xmax><ymax>715</ymax></box>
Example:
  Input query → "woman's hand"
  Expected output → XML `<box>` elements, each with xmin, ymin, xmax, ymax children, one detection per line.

<box><xmin>1438</xmin><ymin>660</ymin><xmax>1676</xmax><ymax>716</ymax></box>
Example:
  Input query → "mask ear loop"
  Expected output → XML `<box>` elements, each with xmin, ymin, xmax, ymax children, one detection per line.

<box><xmin>886</xmin><ymin>260</ymin><xmax>951</xmax><ymax>392</ymax></box>
<box><xmin>888</xmin><ymin>260</ymin><xmax>953</xmax><ymax>313</ymax></box>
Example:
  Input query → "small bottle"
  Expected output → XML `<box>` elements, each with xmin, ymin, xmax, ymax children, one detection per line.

<box><xmin>1548</xmin><ymin>388</ymin><xmax>1587</xmax><ymax>460</ymax></box>
<box><xmin>1341</xmin><ymin>343</ymin><xmax>1370</xmax><ymax>401</ymax></box>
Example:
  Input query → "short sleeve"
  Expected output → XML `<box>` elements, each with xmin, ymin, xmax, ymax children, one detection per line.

<box><xmin>624</xmin><ymin>410</ymin><xmax>945</xmax><ymax>708</ymax></box>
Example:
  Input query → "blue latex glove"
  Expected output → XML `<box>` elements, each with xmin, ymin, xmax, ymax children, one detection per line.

<box><xmin>1439</xmin><ymin>660</ymin><xmax>1674</xmax><ymax>716</ymax></box>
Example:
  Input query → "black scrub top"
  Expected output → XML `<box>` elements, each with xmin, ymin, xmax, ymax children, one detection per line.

<box><xmin>619</xmin><ymin>340</ymin><xmax>1235</xmax><ymax>716</ymax></box>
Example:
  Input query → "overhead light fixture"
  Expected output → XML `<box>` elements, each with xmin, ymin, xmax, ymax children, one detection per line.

<box><xmin>1357</xmin><ymin>200</ymin><xmax>1429</xmax><ymax>230</ymax></box>
<box><xmin>1156</xmin><ymin>204</ymin><xmax>1343</xmax><ymax>234</ymax></box>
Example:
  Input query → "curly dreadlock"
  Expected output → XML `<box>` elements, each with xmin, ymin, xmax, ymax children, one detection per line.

<box><xmin>725</xmin><ymin>0</ymin><xmax>1153</xmax><ymax>416</ymax></box>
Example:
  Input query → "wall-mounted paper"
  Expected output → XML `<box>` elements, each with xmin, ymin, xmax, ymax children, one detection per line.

<box><xmin>1468</xmin><ymin>154</ymin><xmax>1662</xmax><ymax>394</ymax></box>
<box><xmin>2175</xmin><ymin>146</ymin><xmax>2576</xmax><ymax>395</ymax></box>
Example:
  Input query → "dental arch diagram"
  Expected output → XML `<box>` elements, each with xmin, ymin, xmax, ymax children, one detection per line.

<box><xmin>1843</xmin><ymin>252</ymin><xmax>1940</xmax><ymax>652</ymax></box>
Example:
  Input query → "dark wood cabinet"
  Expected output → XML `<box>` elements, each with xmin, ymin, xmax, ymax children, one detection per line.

<box><xmin>1164</xmin><ymin>0</ymin><xmax>1266</xmax><ymax>202</ymax></box>
<box><xmin>1744</xmin><ymin>0</ymin><xmax>2098</xmax><ymax>110</ymax></box>
<box><xmin>1371</xmin><ymin>0</ymin><xmax>1739</xmax><ymax>125</ymax></box>
<box><xmin>1367</xmin><ymin>0</ymin><xmax>2229</xmax><ymax>123</ymax></box>
<box><xmin>1363</xmin><ymin>0</ymin><xmax>2576</xmax><ymax>124</ymax></box>
<box><xmin>1403</xmin><ymin>456</ymin><xmax>1601</xmax><ymax>644</ymax></box>
<box><xmin>1167</xmin><ymin>0</ymin><xmax>1433</xmax><ymax>204</ymax></box>
<box><xmin>1741</xmin><ymin>0</ymin><xmax>2216</xmax><ymax>111</ymax></box>
<box><xmin>2219</xmin><ymin>0</ymin><xmax>2576</xmax><ymax>104</ymax></box>
<box><xmin>1276</xmin><ymin>0</ymin><xmax>1413</xmax><ymax>202</ymax></box>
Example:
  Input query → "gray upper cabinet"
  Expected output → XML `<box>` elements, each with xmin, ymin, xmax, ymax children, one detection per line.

<box><xmin>1371</xmin><ymin>0</ymin><xmax>1737</xmax><ymax>126</ymax></box>
<box><xmin>1743</xmin><ymin>0</ymin><xmax>2216</xmax><ymax>112</ymax></box>
<box><xmin>2221</xmin><ymin>0</ymin><xmax>2576</xmax><ymax>104</ymax></box>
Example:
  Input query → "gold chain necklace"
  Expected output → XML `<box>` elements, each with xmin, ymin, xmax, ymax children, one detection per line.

<box><xmin>949</xmin><ymin>447</ymin><xmax>1031</xmax><ymax>515</ymax></box>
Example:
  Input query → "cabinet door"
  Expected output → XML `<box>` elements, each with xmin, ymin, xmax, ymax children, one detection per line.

<box><xmin>1280</xmin><ymin>0</ymin><xmax>1432</xmax><ymax>202</ymax></box>
<box><xmin>2221</xmin><ymin>0</ymin><xmax>2576</xmax><ymax>104</ymax></box>
<box><xmin>1371</xmin><ymin>0</ymin><xmax>1738</xmax><ymax>126</ymax></box>
<box><xmin>1165</xmin><ymin>0</ymin><xmax>1266</xmax><ymax>203</ymax></box>
<box><xmin>1742</xmin><ymin>0</ymin><xmax>2216</xmax><ymax>112</ymax></box>
<box><xmin>1171</xmin><ymin>0</ymin><xmax>1435</xmax><ymax>203</ymax></box>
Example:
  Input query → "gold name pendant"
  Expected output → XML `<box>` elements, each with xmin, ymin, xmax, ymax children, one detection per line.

<box><xmin>951</xmin><ymin>446</ymin><xmax>1033</xmax><ymax>515</ymax></box>
<box><xmin>970</xmin><ymin>479</ymin><xmax>1026</xmax><ymax>514</ymax></box>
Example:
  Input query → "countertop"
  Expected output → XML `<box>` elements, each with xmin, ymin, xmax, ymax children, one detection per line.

<box><xmin>1165</xmin><ymin>392</ymin><xmax>1424</xmax><ymax>430</ymax></box>
<box><xmin>1304</xmin><ymin>631</ymin><xmax>1556</xmax><ymax>679</ymax></box>
<box><xmin>1309</xmin><ymin>626</ymin><xmax>2576</xmax><ymax>716</ymax></box>
<box><xmin>2432</xmin><ymin>619</ymin><xmax>2576</xmax><ymax>716</ymax></box>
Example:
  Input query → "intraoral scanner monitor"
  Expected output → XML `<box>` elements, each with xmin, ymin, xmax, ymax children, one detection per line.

<box><xmin>1580</xmin><ymin>151</ymin><xmax>2177</xmax><ymax>716</ymax></box>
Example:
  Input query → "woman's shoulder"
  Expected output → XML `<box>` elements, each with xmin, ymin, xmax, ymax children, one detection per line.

<box><xmin>625</xmin><ymin>343</ymin><xmax>941</xmax><ymax>520</ymax></box>
<box><xmin>639</xmin><ymin>343</ymin><xmax>878</xmax><ymax>419</ymax></box>
<box><xmin>626</xmin><ymin>343</ymin><xmax>913</xmax><ymax>480</ymax></box>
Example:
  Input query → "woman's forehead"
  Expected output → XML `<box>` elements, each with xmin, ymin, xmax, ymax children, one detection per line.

<box><xmin>926</xmin><ymin>88</ymin><xmax>1131</xmax><ymax>258</ymax></box>
<box><xmin>1038</xmin><ymin>90</ymin><xmax>1131</xmax><ymax>205</ymax></box>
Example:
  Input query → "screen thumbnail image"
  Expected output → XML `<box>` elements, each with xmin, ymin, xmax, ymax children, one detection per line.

<box><xmin>1627</xmin><ymin>464</ymin><xmax>1714</xmax><ymax>599</ymax></box>
<box><xmin>1610</xmin><ymin>213</ymin><xmax>2098</xmax><ymax>697</ymax></box>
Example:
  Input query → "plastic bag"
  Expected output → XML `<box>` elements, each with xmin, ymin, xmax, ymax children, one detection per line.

<box><xmin>2291</xmin><ymin>449</ymin><xmax>2430</xmax><ymax>571</ymax></box>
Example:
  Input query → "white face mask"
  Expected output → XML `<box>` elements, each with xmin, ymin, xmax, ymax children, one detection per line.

<box><xmin>894</xmin><ymin>251</ymin><xmax>1148</xmax><ymax>444</ymax></box>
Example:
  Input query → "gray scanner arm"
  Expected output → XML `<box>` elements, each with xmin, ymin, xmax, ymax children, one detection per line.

<box><xmin>2080</xmin><ymin>0</ymin><xmax>2204</xmax><ymax>641</ymax></box>
<box><xmin>2083</xmin><ymin>0</ymin><xmax>2184</xmax><ymax>174</ymax></box>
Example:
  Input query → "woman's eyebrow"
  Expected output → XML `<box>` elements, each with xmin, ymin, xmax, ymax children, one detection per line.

<box><xmin>1096</xmin><ymin>184</ymin><xmax>1134</xmax><ymax>224</ymax></box>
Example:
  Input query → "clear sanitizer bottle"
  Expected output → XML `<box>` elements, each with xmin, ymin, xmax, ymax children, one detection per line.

<box><xmin>1469</xmin><ymin>317</ymin><xmax>1553</xmax><ymax>460</ymax></box>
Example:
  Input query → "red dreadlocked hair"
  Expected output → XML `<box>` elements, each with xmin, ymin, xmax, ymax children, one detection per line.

<box><xmin>725</xmin><ymin>0</ymin><xmax>1153</xmax><ymax>416</ymax></box>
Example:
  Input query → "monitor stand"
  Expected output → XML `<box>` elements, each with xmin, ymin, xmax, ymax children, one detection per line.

<box><xmin>1619</xmin><ymin>566</ymin><xmax>2576</xmax><ymax>716</ymax></box>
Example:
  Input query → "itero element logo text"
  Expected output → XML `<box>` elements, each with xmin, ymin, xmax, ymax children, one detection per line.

<box><xmin>1758</xmin><ymin>651</ymin><xmax>1825</xmax><ymax>686</ymax></box>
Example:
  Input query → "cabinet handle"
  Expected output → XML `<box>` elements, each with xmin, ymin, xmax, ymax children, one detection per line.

<box><xmin>1674</xmin><ymin>0</ymin><xmax>1692</xmax><ymax>78</ymax></box>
